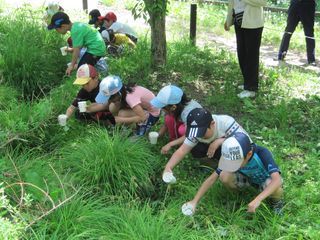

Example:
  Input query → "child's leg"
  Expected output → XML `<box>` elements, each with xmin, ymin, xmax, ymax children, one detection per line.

<box><xmin>219</xmin><ymin>171</ymin><xmax>251</xmax><ymax>189</ymax></box>
<box><xmin>109</xmin><ymin>102</ymin><xmax>121</xmax><ymax>115</ymax></box>
<box><xmin>262</xmin><ymin>178</ymin><xmax>284</xmax><ymax>200</ymax></box>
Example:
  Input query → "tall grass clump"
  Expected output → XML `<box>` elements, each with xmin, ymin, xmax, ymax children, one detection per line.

<box><xmin>0</xmin><ymin>7</ymin><xmax>67</xmax><ymax>98</ymax></box>
<box><xmin>63</xmin><ymin>128</ymin><xmax>155</xmax><ymax>195</ymax></box>
<box><xmin>107</xmin><ymin>38</ymin><xmax>151</xmax><ymax>83</ymax></box>
<box><xmin>29</xmin><ymin>196</ymin><xmax>195</xmax><ymax>240</ymax></box>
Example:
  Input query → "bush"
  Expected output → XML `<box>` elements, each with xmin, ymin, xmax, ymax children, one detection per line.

<box><xmin>0</xmin><ymin>7</ymin><xmax>67</xmax><ymax>98</ymax></box>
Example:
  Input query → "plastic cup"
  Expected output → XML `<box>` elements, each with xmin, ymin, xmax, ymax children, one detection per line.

<box><xmin>148</xmin><ymin>131</ymin><xmax>159</xmax><ymax>144</ymax></box>
<box><xmin>78</xmin><ymin>101</ymin><xmax>87</xmax><ymax>113</ymax></box>
<box><xmin>162</xmin><ymin>171</ymin><xmax>176</xmax><ymax>184</ymax></box>
<box><xmin>60</xmin><ymin>46</ymin><xmax>68</xmax><ymax>56</ymax></box>
<box><xmin>181</xmin><ymin>203</ymin><xmax>194</xmax><ymax>216</ymax></box>
<box><xmin>58</xmin><ymin>114</ymin><xmax>67</xmax><ymax>126</ymax></box>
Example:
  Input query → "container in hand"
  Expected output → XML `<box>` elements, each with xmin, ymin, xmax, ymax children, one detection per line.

<box><xmin>60</xmin><ymin>46</ymin><xmax>68</xmax><ymax>56</ymax></box>
<box><xmin>181</xmin><ymin>202</ymin><xmax>194</xmax><ymax>216</ymax></box>
<box><xmin>78</xmin><ymin>101</ymin><xmax>87</xmax><ymax>113</ymax></box>
<box><xmin>162</xmin><ymin>171</ymin><xmax>176</xmax><ymax>184</ymax></box>
<box><xmin>58</xmin><ymin>114</ymin><xmax>67</xmax><ymax>126</ymax></box>
<box><xmin>148</xmin><ymin>131</ymin><xmax>159</xmax><ymax>144</ymax></box>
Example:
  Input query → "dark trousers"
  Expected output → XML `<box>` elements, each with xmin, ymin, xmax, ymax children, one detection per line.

<box><xmin>190</xmin><ymin>142</ymin><xmax>222</xmax><ymax>169</ymax></box>
<box><xmin>278</xmin><ymin>0</ymin><xmax>316</xmax><ymax>63</ymax></box>
<box><xmin>78</xmin><ymin>52</ymin><xmax>102</xmax><ymax>69</ymax></box>
<box><xmin>234</xmin><ymin>24</ymin><xmax>263</xmax><ymax>91</ymax></box>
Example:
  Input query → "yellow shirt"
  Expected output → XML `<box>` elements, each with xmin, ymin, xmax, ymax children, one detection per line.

<box><xmin>114</xmin><ymin>33</ymin><xmax>135</xmax><ymax>48</ymax></box>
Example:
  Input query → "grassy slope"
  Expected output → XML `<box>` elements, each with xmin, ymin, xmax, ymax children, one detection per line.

<box><xmin>0</xmin><ymin>1</ymin><xmax>320</xmax><ymax>239</ymax></box>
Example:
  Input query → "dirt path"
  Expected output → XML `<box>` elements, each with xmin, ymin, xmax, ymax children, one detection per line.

<box><xmin>99</xmin><ymin>3</ymin><xmax>320</xmax><ymax>74</ymax></box>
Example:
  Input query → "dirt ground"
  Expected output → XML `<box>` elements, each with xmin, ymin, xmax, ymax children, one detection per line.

<box><xmin>99</xmin><ymin>3</ymin><xmax>320</xmax><ymax>75</ymax></box>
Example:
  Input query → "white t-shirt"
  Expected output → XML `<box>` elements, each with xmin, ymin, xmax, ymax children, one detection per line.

<box><xmin>184</xmin><ymin>114</ymin><xmax>251</xmax><ymax>147</ymax></box>
<box><xmin>109</xmin><ymin>22</ymin><xmax>137</xmax><ymax>38</ymax></box>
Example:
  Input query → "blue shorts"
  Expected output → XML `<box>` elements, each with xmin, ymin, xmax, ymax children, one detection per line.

<box><xmin>136</xmin><ymin>114</ymin><xmax>159</xmax><ymax>136</ymax></box>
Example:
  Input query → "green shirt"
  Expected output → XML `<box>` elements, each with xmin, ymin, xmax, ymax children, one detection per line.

<box><xmin>71</xmin><ymin>22</ymin><xmax>106</xmax><ymax>56</ymax></box>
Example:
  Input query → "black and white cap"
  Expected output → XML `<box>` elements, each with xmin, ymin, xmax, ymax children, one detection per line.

<box><xmin>186</xmin><ymin>108</ymin><xmax>213</xmax><ymax>138</ymax></box>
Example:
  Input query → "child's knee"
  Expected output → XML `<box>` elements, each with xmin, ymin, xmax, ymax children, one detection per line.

<box><xmin>219</xmin><ymin>171</ymin><xmax>236</xmax><ymax>188</ymax></box>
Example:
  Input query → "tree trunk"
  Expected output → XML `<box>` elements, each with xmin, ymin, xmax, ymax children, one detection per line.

<box><xmin>144</xmin><ymin>0</ymin><xmax>167</xmax><ymax>69</ymax></box>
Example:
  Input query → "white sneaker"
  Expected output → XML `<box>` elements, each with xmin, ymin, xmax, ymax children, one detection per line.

<box><xmin>238</xmin><ymin>85</ymin><xmax>244</xmax><ymax>90</ymax></box>
<box><xmin>237</xmin><ymin>90</ymin><xmax>256</xmax><ymax>99</ymax></box>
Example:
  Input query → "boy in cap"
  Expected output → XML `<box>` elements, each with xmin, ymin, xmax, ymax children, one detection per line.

<box><xmin>150</xmin><ymin>85</ymin><xmax>201</xmax><ymax>155</ymax></box>
<box><xmin>99</xmin><ymin>11</ymin><xmax>138</xmax><ymax>43</ymax></box>
<box><xmin>48</xmin><ymin>12</ymin><xmax>106</xmax><ymax>76</ymax></box>
<box><xmin>88</xmin><ymin>9</ymin><xmax>106</xmax><ymax>33</ymax></box>
<box><xmin>162</xmin><ymin>108</ymin><xmax>250</xmax><ymax>183</ymax></box>
<box><xmin>58</xmin><ymin>64</ymin><xmax>114</xmax><ymax>125</ymax></box>
<box><xmin>182</xmin><ymin>132</ymin><xmax>284</xmax><ymax>215</ymax></box>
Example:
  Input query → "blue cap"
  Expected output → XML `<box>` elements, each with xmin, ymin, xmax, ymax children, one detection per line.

<box><xmin>95</xmin><ymin>75</ymin><xmax>122</xmax><ymax>104</ymax></box>
<box><xmin>150</xmin><ymin>85</ymin><xmax>183</xmax><ymax>109</ymax></box>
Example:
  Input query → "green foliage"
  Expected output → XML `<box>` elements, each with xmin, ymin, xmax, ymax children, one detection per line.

<box><xmin>63</xmin><ymin>128</ymin><xmax>155</xmax><ymax>195</ymax></box>
<box><xmin>0</xmin><ymin>8</ymin><xmax>67</xmax><ymax>98</ymax></box>
<box><xmin>0</xmin><ymin>183</ymin><xmax>26</xmax><ymax>240</ymax></box>
<box><xmin>107</xmin><ymin>38</ymin><xmax>151</xmax><ymax>84</ymax></box>
<box><xmin>1</xmin><ymin>3</ymin><xmax>320</xmax><ymax>239</ymax></box>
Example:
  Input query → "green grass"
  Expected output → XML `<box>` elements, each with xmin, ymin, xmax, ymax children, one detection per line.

<box><xmin>0</xmin><ymin>2</ymin><xmax>320</xmax><ymax>239</ymax></box>
<box><xmin>62</xmin><ymin>128</ymin><xmax>156</xmax><ymax>196</ymax></box>
<box><xmin>0</xmin><ymin>7</ymin><xmax>67</xmax><ymax>98</ymax></box>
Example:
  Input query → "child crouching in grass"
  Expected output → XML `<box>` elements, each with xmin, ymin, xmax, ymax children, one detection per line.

<box><xmin>182</xmin><ymin>132</ymin><xmax>284</xmax><ymax>216</ymax></box>
<box><xmin>95</xmin><ymin>76</ymin><xmax>160</xmax><ymax>135</ymax></box>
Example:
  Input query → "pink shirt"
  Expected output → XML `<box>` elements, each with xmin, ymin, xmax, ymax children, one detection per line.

<box><xmin>125</xmin><ymin>86</ymin><xmax>160</xmax><ymax>117</ymax></box>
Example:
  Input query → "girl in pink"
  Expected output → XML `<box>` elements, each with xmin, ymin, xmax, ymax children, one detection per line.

<box><xmin>95</xmin><ymin>76</ymin><xmax>160</xmax><ymax>135</ymax></box>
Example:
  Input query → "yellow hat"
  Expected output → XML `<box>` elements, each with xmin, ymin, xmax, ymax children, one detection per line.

<box><xmin>73</xmin><ymin>64</ymin><xmax>97</xmax><ymax>85</ymax></box>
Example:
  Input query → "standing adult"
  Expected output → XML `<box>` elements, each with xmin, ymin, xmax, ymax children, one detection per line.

<box><xmin>224</xmin><ymin>0</ymin><xmax>266</xmax><ymax>99</ymax></box>
<box><xmin>277</xmin><ymin>0</ymin><xmax>316</xmax><ymax>65</ymax></box>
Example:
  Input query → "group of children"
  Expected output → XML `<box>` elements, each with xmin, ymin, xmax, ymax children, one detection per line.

<box><xmin>46</xmin><ymin>7</ymin><xmax>137</xmax><ymax>77</ymax></box>
<box><xmin>49</xmin><ymin>3</ymin><xmax>284</xmax><ymax>218</ymax></box>
<box><xmin>58</xmin><ymin>62</ymin><xmax>284</xmax><ymax>217</ymax></box>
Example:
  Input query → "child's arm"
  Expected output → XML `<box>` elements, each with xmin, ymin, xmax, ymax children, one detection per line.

<box><xmin>63</xmin><ymin>105</ymin><xmax>76</xmax><ymax>120</ymax></box>
<box><xmin>86</xmin><ymin>102</ymin><xmax>109</xmax><ymax>113</ymax></box>
<box><xmin>187</xmin><ymin>171</ymin><xmax>219</xmax><ymax>212</ymax></box>
<box><xmin>66</xmin><ymin>47</ymin><xmax>81</xmax><ymax>76</ymax></box>
<box><xmin>207</xmin><ymin>137</ymin><xmax>225</xmax><ymax>158</ymax></box>
<box><xmin>247</xmin><ymin>172</ymin><xmax>282</xmax><ymax>213</ymax></box>
<box><xmin>161</xmin><ymin>136</ymin><xmax>186</xmax><ymax>154</ymax></box>
<box><xmin>127</xmin><ymin>38</ymin><xmax>136</xmax><ymax>48</ymax></box>
<box><xmin>164</xmin><ymin>143</ymin><xmax>192</xmax><ymax>173</ymax></box>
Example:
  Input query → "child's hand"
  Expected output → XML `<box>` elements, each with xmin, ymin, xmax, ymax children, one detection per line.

<box><xmin>224</xmin><ymin>21</ymin><xmax>230</xmax><ymax>31</ymax></box>
<box><xmin>66</xmin><ymin>65</ymin><xmax>74</xmax><ymax>76</ymax></box>
<box><xmin>161</xmin><ymin>144</ymin><xmax>171</xmax><ymax>154</ymax></box>
<box><xmin>247</xmin><ymin>199</ymin><xmax>261</xmax><ymax>213</ymax></box>
<box><xmin>207</xmin><ymin>141</ymin><xmax>218</xmax><ymax>158</ymax></box>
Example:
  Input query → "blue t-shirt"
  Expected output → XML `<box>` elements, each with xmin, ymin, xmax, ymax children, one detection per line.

<box><xmin>217</xmin><ymin>145</ymin><xmax>280</xmax><ymax>186</ymax></box>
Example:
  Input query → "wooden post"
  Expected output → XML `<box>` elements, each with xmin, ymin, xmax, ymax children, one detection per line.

<box><xmin>82</xmin><ymin>0</ymin><xmax>88</xmax><ymax>12</ymax></box>
<box><xmin>190</xmin><ymin>4</ymin><xmax>197</xmax><ymax>45</ymax></box>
